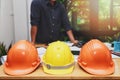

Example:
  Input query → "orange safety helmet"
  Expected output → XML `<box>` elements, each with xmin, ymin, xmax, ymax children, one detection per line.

<box><xmin>4</xmin><ymin>40</ymin><xmax>40</xmax><ymax>75</ymax></box>
<box><xmin>78</xmin><ymin>39</ymin><xmax>114</xmax><ymax>75</ymax></box>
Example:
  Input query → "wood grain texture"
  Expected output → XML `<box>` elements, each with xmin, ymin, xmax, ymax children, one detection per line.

<box><xmin>0</xmin><ymin>59</ymin><xmax>120</xmax><ymax>80</ymax></box>
<box><xmin>35</xmin><ymin>44</ymin><xmax>48</xmax><ymax>48</ymax></box>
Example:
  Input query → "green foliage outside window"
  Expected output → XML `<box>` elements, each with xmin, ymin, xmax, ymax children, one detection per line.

<box><xmin>60</xmin><ymin>0</ymin><xmax>120</xmax><ymax>43</ymax></box>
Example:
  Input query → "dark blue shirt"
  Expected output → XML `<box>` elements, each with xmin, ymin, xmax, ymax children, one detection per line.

<box><xmin>30</xmin><ymin>0</ymin><xmax>72</xmax><ymax>44</ymax></box>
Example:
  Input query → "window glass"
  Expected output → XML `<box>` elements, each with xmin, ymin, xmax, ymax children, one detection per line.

<box><xmin>63</xmin><ymin>0</ymin><xmax>120</xmax><ymax>42</ymax></box>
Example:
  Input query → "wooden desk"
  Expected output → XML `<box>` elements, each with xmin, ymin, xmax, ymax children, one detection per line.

<box><xmin>35</xmin><ymin>44</ymin><xmax>48</xmax><ymax>48</ymax></box>
<box><xmin>0</xmin><ymin>59</ymin><xmax>120</xmax><ymax>80</ymax></box>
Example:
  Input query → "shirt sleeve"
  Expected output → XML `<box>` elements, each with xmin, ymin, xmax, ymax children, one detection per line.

<box><xmin>61</xmin><ymin>4</ymin><xmax>72</xmax><ymax>31</ymax></box>
<box><xmin>30</xmin><ymin>0</ymin><xmax>41</xmax><ymax>27</ymax></box>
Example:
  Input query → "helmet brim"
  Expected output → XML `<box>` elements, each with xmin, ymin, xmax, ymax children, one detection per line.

<box><xmin>3</xmin><ymin>61</ymin><xmax>40</xmax><ymax>76</ymax></box>
<box><xmin>42</xmin><ymin>55</ymin><xmax>75</xmax><ymax>74</ymax></box>
<box><xmin>78</xmin><ymin>62</ymin><xmax>115</xmax><ymax>75</ymax></box>
<box><xmin>43</xmin><ymin>65</ymin><xmax>74</xmax><ymax>74</ymax></box>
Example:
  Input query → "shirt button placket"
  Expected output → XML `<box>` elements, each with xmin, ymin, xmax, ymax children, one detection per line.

<box><xmin>52</xmin><ymin>16</ymin><xmax>55</xmax><ymax>19</ymax></box>
<box><xmin>51</xmin><ymin>30</ymin><xmax>53</xmax><ymax>33</ymax></box>
<box><xmin>52</xmin><ymin>23</ymin><xmax>55</xmax><ymax>26</ymax></box>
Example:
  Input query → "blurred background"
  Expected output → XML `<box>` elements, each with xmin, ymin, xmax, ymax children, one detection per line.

<box><xmin>1</xmin><ymin>0</ymin><xmax>120</xmax><ymax>47</ymax></box>
<box><xmin>60</xmin><ymin>0</ymin><xmax>120</xmax><ymax>43</ymax></box>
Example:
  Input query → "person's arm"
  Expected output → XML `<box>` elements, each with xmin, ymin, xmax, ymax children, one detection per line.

<box><xmin>60</xmin><ymin>4</ymin><xmax>78</xmax><ymax>44</ymax></box>
<box><xmin>30</xmin><ymin>0</ymin><xmax>41</xmax><ymax>44</ymax></box>
<box><xmin>66</xmin><ymin>30</ymin><xmax>78</xmax><ymax>44</ymax></box>
<box><xmin>31</xmin><ymin>26</ymin><xmax>37</xmax><ymax>44</ymax></box>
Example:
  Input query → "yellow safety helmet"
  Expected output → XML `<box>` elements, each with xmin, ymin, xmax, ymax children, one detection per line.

<box><xmin>42</xmin><ymin>41</ymin><xmax>75</xmax><ymax>74</ymax></box>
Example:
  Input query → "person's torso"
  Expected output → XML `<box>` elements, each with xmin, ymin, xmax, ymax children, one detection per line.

<box><xmin>36</xmin><ymin>0</ymin><xmax>64</xmax><ymax>43</ymax></box>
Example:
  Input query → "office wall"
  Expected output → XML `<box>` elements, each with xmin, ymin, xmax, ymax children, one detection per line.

<box><xmin>0</xmin><ymin>0</ymin><xmax>31</xmax><ymax>47</ymax></box>
<box><xmin>13</xmin><ymin>0</ymin><xmax>29</xmax><ymax>42</ymax></box>
<box><xmin>0</xmin><ymin>0</ymin><xmax>14</xmax><ymax>47</ymax></box>
<box><xmin>27</xmin><ymin>0</ymin><xmax>32</xmax><ymax>41</ymax></box>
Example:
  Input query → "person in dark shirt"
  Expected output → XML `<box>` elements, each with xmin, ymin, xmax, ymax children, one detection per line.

<box><xmin>30</xmin><ymin>0</ymin><xmax>78</xmax><ymax>44</ymax></box>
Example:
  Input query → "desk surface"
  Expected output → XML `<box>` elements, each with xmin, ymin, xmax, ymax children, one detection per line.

<box><xmin>0</xmin><ymin>58</ymin><xmax>120</xmax><ymax>80</ymax></box>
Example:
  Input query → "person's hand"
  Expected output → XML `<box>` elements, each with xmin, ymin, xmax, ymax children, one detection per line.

<box><xmin>72</xmin><ymin>40</ymin><xmax>84</xmax><ymax>48</ymax></box>
<box><xmin>72</xmin><ymin>40</ymin><xmax>85</xmax><ymax>48</ymax></box>
<box><xmin>72</xmin><ymin>40</ymin><xmax>79</xmax><ymax>44</ymax></box>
